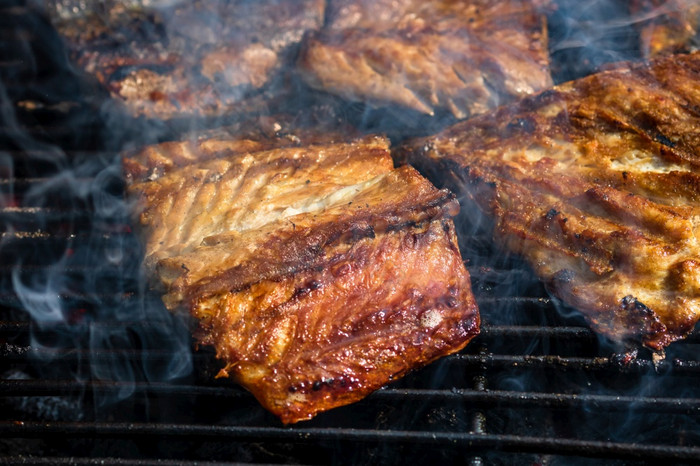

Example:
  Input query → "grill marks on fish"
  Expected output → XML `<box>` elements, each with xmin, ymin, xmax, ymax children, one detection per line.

<box><xmin>397</xmin><ymin>51</ymin><xmax>700</xmax><ymax>351</ymax></box>
<box><xmin>124</xmin><ymin>128</ymin><xmax>479</xmax><ymax>423</ymax></box>
<box><xmin>298</xmin><ymin>0</ymin><xmax>552</xmax><ymax>119</ymax></box>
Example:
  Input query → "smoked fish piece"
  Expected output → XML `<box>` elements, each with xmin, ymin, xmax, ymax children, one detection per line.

<box><xmin>298</xmin><ymin>0</ymin><xmax>552</xmax><ymax>119</ymax></box>
<box><xmin>397</xmin><ymin>51</ymin><xmax>700</xmax><ymax>351</ymax></box>
<box><xmin>124</xmin><ymin>133</ymin><xmax>479</xmax><ymax>423</ymax></box>
<box><xmin>49</xmin><ymin>0</ymin><xmax>325</xmax><ymax>119</ymax></box>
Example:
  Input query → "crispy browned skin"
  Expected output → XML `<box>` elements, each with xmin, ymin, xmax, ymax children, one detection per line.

<box><xmin>298</xmin><ymin>0</ymin><xmax>552</xmax><ymax>119</ymax></box>
<box><xmin>125</xmin><ymin>132</ymin><xmax>479</xmax><ymax>422</ymax></box>
<box><xmin>194</xmin><ymin>217</ymin><xmax>478</xmax><ymax>424</ymax></box>
<box><xmin>52</xmin><ymin>0</ymin><xmax>325</xmax><ymax>119</ymax></box>
<box><xmin>397</xmin><ymin>52</ymin><xmax>700</xmax><ymax>351</ymax></box>
<box><xmin>630</xmin><ymin>0</ymin><xmax>700</xmax><ymax>58</ymax></box>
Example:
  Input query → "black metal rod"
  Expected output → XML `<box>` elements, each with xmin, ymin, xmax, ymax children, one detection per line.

<box><xmin>2</xmin><ymin>379</ymin><xmax>700</xmax><ymax>414</ymax></box>
<box><xmin>0</xmin><ymin>457</ymin><xmax>240</xmax><ymax>466</ymax></box>
<box><xmin>3</xmin><ymin>345</ymin><xmax>700</xmax><ymax>373</ymax></box>
<box><xmin>449</xmin><ymin>353</ymin><xmax>700</xmax><ymax>373</ymax></box>
<box><xmin>1</xmin><ymin>421</ymin><xmax>698</xmax><ymax>461</ymax></box>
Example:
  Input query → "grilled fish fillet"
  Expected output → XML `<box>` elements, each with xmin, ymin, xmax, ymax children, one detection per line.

<box><xmin>298</xmin><ymin>0</ymin><xmax>552</xmax><ymax>119</ymax></box>
<box><xmin>124</xmin><ymin>132</ymin><xmax>479</xmax><ymax>423</ymax></box>
<box><xmin>50</xmin><ymin>0</ymin><xmax>325</xmax><ymax>119</ymax></box>
<box><xmin>397</xmin><ymin>51</ymin><xmax>700</xmax><ymax>351</ymax></box>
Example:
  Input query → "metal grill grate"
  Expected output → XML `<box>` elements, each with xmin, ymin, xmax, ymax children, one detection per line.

<box><xmin>1</xmin><ymin>2</ymin><xmax>700</xmax><ymax>465</ymax></box>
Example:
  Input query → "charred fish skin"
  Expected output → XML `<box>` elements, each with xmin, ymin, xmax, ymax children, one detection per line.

<box><xmin>123</xmin><ymin>128</ymin><xmax>480</xmax><ymax>423</ymax></box>
<box><xmin>298</xmin><ymin>0</ymin><xmax>552</xmax><ymax>120</ymax></box>
<box><xmin>48</xmin><ymin>0</ymin><xmax>326</xmax><ymax>119</ymax></box>
<box><xmin>397</xmin><ymin>51</ymin><xmax>700</xmax><ymax>351</ymax></box>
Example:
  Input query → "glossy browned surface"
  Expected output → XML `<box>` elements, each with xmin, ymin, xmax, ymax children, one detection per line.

<box><xmin>52</xmin><ymin>0</ymin><xmax>326</xmax><ymax>119</ymax></box>
<box><xmin>397</xmin><ymin>51</ymin><xmax>700</xmax><ymax>351</ymax></box>
<box><xmin>194</xmin><ymin>219</ymin><xmax>478</xmax><ymax>424</ymax></box>
<box><xmin>298</xmin><ymin>0</ymin><xmax>552</xmax><ymax>119</ymax></box>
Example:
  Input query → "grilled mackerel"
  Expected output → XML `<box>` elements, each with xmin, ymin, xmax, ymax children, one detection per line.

<box><xmin>125</xmin><ymin>131</ymin><xmax>479</xmax><ymax>423</ymax></box>
<box><xmin>397</xmin><ymin>51</ymin><xmax>700</xmax><ymax>351</ymax></box>
<box><xmin>49</xmin><ymin>0</ymin><xmax>325</xmax><ymax>119</ymax></box>
<box><xmin>298</xmin><ymin>0</ymin><xmax>552</xmax><ymax>119</ymax></box>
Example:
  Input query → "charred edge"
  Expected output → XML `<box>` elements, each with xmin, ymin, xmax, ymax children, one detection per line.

<box><xmin>521</xmin><ymin>88</ymin><xmax>560</xmax><ymax>111</ymax></box>
<box><xmin>681</xmin><ymin>102</ymin><xmax>700</xmax><ymax>118</ymax></box>
<box><xmin>505</xmin><ymin>116</ymin><xmax>536</xmax><ymax>134</ymax></box>
<box><xmin>620</xmin><ymin>295</ymin><xmax>650</xmax><ymax>313</ymax></box>
<box><xmin>544</xmin><ymin>208</ymin><xmax>559</xmax><ymax>221</ymax></box>
<box><xmin>383</xmin><ymin>197</ymin><xmax>457</xmax><ymax>234</ymax></box>
<box><xmin>624</xmin><ymin>111</ymin><xmax>682</xmax><ymax>154</ymax></box>
<box><xmin>653</xmin><ymin>132</ymin><xmax>676</xmax><ymax>149</ymax></box>
<box><xmin>291</xmin><ymin>279</ymin><xmax>323</xmax><ymax>300</ymax></box>
<box><xmin>619</xmin><ymin>295</ymin><xmax>668</xmax><ymax>348</ymax></box>
<box><xmin>551</xmin><ymin>268</ymin><xmax>576</xmax><ymax>286</ymax></box>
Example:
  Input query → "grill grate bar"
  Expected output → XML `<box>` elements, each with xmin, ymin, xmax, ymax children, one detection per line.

<box><xmin>0</xmin><ymin>458</ymin><xmax>243</xmax><ymax>466</ymax></box>
<box><xmin>2</xmin><ymin>379</ymin><xmax>700</xmax><ymax>414</ymax></box>
<box><xmin>1</xmin><ymin>421</ymin><xmax>699</xmax><ymax>461</ymax></box>
<box><xmin>0</xmin><ymin>177</ymin><xmax>101</xmax><ymax>194</ymax></box>
<box><xmin>0</xmin><ymin>319</ymin><xmax>174</xmax><ymax>332</ymax></box>
<box><xmin>0</xmin><ymin>321</ymin><xmax>593</xmax><ymax>338</ymax></box>
<box><xmin>0</xmin><ymin>206</ymin><xmax>93</xmax><ymax>226</ymax></box>
<box><xmin>475</xmin><ymin>296</ymin><xmax>551</xmax><ymax>305</ymax></box>
<box><xmin>451</xmin><ymin>353</ymin><xmax>700</xmax><ymax>373</ymax></box>
<box><xmin>3</xmin><ymin>343</ymin><xmax>700</xmax><ymax>373</ymax></box>
<box><xmin>480</xmin><ymin>325</ymin><xmax>593</xmax><ymax>338</ymax></box>
<box><xmin>0</xmin><ymin>294</ymin><xmax>556</xmax><ymax>312</ymax></box>
<box><xmin>0</xmin><ymin>292</ymin><xmax>136</xmax><ymax>309</ymax></box>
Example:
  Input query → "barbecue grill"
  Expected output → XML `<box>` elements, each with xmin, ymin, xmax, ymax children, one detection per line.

<box><xmin>2</xmin><ymin>1</ymin><xmax>700</xmax><ymax>464</ymax></box>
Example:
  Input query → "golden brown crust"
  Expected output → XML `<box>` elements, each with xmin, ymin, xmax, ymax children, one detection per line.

<box><xmin>298</xmin><ymin>0</ymin><xmax>552</xmax><ymax>119</ymax></box>
<box><xmin>194</xmin><ymin>219</ymin><xmax>478</xmax><ymax>424</ymax></box>
<box><xmin>397</xmin><ymin>51</ymin><xmax>700</xmax><ymax>351</ymax></box>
